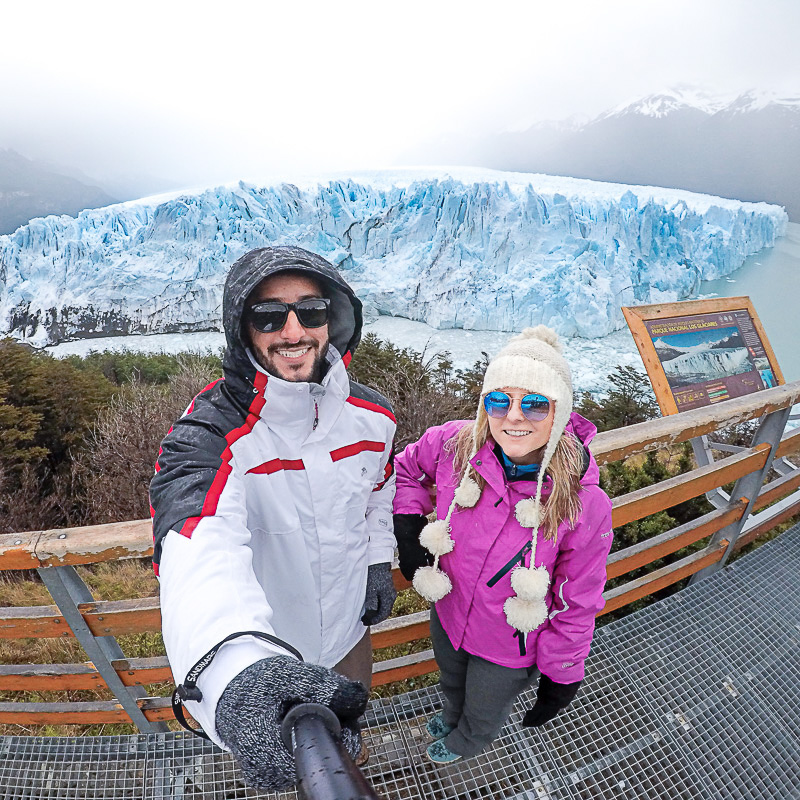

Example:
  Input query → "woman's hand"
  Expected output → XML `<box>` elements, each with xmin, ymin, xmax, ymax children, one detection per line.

<box><xmin>393</xmin><ymin>513</ymin><xmax>434</xmax><ymax>581</ymax></box>
<box><xmin>522</xmin><ymin>674</ymin><xmax>582</xmax><ymax>727</ymax></box>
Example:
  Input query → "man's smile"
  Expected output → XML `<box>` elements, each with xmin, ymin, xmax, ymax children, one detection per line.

<box><xmin>275</xmin><ymin>346</ymin><xmax>312</xmax><ymax>359</ymax></box>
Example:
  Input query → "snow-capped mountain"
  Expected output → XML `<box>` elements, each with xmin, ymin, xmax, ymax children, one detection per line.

<box><xmin>599</xmin><ymin>86</ymin><xmax>740</xmax><ymax>120</ymax></box>
<box><xmin>653</xmin><ymin>330</ymin><xmax>745</xmax><ymax>361</ymax></box>
<box><xmin>597</xmin><ymin>87</ymin><xmax>800</xmax><ymax>121</ymax></box>
<box><xmin>709</xmin><ymin>331</ymin><xmax>745</xmax><ymax>350</ymax></box>
<box><xmin>464</xmin><ymin>87</ymin><xmax>800</xmax><ymax>220</ymax></box>
<box><xmin>0</xmin><ymin>168</ymin><xmax>786</xmax><ymax>347</ymax></box>
<box><xmin>722</xmin><ymin>90</ymin><xmax>800</xmax><ymax>116</ymax></box>
<box><xmin>652</xmin><ymin>340</ymin><xmax>685</xmax><ymax>362</ymax></box>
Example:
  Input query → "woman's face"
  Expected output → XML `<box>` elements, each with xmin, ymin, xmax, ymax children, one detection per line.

<box><xmin>486</xmin><ymin>386</ymin><xmax>555</xmax><ymax>465</ymax></box>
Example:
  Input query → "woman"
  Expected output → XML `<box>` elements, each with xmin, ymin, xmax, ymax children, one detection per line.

<box><xmin>393</xmin><ymin>326</ymin><xmax>613</xmax><ymax>764</ymax></box>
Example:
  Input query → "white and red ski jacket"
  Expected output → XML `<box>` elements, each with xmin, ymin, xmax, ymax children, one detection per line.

<box><xmin>150</xmin><ymin>248</ymin><xmax>396</xmax><ymax>746</ymax></box>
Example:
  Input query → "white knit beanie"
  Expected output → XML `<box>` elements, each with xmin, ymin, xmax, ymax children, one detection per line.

<box><xmin>413</xmin><ymin>325</ymin><xmax>573</xmax><ymax>636</ymax></box>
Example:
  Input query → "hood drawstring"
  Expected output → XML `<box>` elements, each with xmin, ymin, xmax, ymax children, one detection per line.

<box><xmin>310</xmin><ymin>385</ymin><xmax>326</xmax><ymax>433</ymax></box>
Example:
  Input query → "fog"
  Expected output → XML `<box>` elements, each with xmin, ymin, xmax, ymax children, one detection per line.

<box><xmin>2</xmin><ymin>0</ymin><xmax>798</xmax><ymax>198</ymax></box>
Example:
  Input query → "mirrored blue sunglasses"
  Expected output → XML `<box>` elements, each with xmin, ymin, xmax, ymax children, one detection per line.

<box><xmin>483</xmin><ymin>391</ymin><xmax>551</xmax><ymax>422</ymax></box>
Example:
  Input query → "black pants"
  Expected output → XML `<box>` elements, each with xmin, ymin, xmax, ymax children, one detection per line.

<box><xmin>430</xmin><ymin>605</ymin><xmax>539</xmax><ymax>758</ymax></box>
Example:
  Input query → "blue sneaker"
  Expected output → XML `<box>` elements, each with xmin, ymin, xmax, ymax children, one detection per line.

<box><xmin>426</xmin><ymin>739</ymin><xmax>462</xmax><ymax>764</ymax></box>
<box><xmin>426</xmin><ymin>712</ymin><xmax>456</xmax><ymax>740</ymax></box>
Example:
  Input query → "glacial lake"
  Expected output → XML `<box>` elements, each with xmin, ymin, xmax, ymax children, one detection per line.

<box><xmin>700</xmin><ymin>221</ymin><xmax>800</xmax><ymax>383</ymax></box>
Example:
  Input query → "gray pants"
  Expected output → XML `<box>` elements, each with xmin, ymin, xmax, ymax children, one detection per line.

<box><xmin>431</xmin><ymin>605</ymin><xmax>539</xmax><ymax>758</ymax></box>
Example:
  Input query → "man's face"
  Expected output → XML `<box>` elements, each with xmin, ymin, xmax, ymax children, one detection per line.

<box><xmin>245</xmin><ymin>272</ymin><xmax>330</xmax><ymax>383</ymax></box>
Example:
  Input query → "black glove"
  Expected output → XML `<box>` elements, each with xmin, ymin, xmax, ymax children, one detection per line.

<box><xmin>522</xmin><ymin>674</ymin><xmax>582</xmax><ymax>728</ymax></box>
<box><xmin>215</xmin><ymin>656</ymin><xmax>368</xmax><ymax>791</ymax></box>
<box><xmin>361</xmin><ymin>561</ymin><xmax>397</xmax><ymax>625</ymax></box>
<box><xmin>393</xmin><ymin>513</ymin><xmax>434</xmax><ymax>581</ymax></box>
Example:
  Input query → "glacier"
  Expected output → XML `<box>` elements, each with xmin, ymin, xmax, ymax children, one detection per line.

<box><xmin>0</xmin><ymin>167</ymin><xmax>788</xmax><ymax>347</ymax></box>
<box><xmin>662</xmin><ymin>347</ymin><xmax>753</xmax><ymax>385</ymax></box>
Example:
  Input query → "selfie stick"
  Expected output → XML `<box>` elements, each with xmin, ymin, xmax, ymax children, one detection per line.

<box><xmin>280</xmin><ymin>703</ymin><xmax>383</xmax><ymax>800</ymax></box>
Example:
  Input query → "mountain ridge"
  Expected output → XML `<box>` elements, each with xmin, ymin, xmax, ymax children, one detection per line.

<box><xmin>0</xmin><ymin>149</ymin><xmax>118</xmax><ymax>235</ymax></box>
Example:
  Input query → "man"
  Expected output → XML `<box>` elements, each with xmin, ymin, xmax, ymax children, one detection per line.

<box><xmin>150</xmin><ymin>246</ymin><xmax>397</xmax><ymax>790</ymax></box>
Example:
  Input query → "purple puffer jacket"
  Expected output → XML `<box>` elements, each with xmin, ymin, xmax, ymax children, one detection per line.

<box><xmin>393</xmin><ymin>414</ymin><xmax>613</xmax><ymax>684</ymax></box>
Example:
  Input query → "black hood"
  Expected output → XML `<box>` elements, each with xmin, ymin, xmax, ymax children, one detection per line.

<box><xmin>221</xmin><ymin>246</ymin><xmax>363</xmax><ymax>389</ymax></box>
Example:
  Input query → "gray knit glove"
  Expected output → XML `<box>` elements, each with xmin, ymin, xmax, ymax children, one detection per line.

<box><xmin>361</xmin><ymin>561</ymin><xmax>397</xmax><ymax>625</ymax></box>
<box><xmin>215</xmin><ymin>656</ymin><xmax>368</xmax><ymax>791</ymax></box>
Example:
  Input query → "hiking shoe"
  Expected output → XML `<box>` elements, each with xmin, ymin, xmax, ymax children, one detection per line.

<box><xmin>426</xmin><ymin>711</ymin><xmax>456</xmax><ymax>740</ymax></box>
<box><xmin>426</xmin><ymin>739</ymin><xmax>462</xmax><ymax>764</ymax></box>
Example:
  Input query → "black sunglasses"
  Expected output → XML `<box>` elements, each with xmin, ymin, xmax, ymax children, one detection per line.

<box><xmin>247</xmin><ymin>298</ymin><xmax>331</xmax><ymax>333</ymax></box>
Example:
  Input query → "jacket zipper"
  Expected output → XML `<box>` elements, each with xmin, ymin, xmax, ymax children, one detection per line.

<box><xmin>487</xmin><ymin>541</ymin><xmax>532</xmax><ymax>587</ymax></box>
<box><xmin>313</xmin><ymin>400</ymin><xmax>319</xmax><ymax>431</ymax></box>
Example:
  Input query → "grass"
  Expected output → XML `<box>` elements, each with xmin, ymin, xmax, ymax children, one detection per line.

<box><xmin>370</xmin><ymin>588</ymin><xmax>440</xmax><ymax>700</ymax></box>
<box><xmin>77</xmin><ymin>559</ymin><xmax>159</xmax><ymax>601</ymax></box>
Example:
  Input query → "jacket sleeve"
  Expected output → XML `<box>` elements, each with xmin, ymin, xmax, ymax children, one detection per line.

<box><xmin>153</xmin><ymin>425</ymin><xmax>298</xmax><ymax>748</ymax></box>
<box><xmin>393</xmin><ymin>421</ymin><xmax>464</xmax><ymax>516</ymax></box>
<box><xmin>365</xmin><ymin>431</ymin><xmax>398</xmax><ymax>566</ymax></box>
<box><xmin>535</xmin><ymin>487</ymin><xmax>614</xmax><ymax>684</ymax></box>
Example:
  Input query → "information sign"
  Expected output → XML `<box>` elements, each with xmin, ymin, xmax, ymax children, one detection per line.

<box><xmin>622</xmin><ymin>297</ymin><xmax>784</xmax><ymax>415</ymax></box>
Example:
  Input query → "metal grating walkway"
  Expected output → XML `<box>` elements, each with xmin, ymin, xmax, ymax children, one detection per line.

<box><xmin>2</xmin><ymin>523</ymin><xmax>799</xmax><ymax>800</ymax></box>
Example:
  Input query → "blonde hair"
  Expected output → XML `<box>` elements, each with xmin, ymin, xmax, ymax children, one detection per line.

<box><xmin>447</xmin><ymin>421</ymin><xmax>584</xmax><ymax>541</ymax></box>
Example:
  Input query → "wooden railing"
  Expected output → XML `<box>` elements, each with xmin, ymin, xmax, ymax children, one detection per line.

<box><xmin>1</xmin><ymin>380</ymin><xmax>799</xmax><ymax>729</ymax></box>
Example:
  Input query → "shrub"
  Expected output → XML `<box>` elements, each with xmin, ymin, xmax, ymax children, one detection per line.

<box><xmin>349</xmin><ymin>334</ymin><xmax>478</xmax><ymax>450</ymax></box>
<box><xmin>575</xmin><ymin>364</ymin><xmax>659</xmax><ymax>432</ymax></box>
<box><xmin>0</xmin><ymin>339</ymin><xmax>114</xmax><ymax>475</ymax></box>
<box><xmin>76</xmin><ymin>356</ymin><xmax>222</xmax><ymax>525</ymax></box>
<box><xmin>0</xmin><ymin>340</ymin><xmax>115</xmax><ymax>533</ymax></box>
<box><xmin>65</xmin><ymin>349</ymin><xmax>223</xmax><ymax>386</ymax></box>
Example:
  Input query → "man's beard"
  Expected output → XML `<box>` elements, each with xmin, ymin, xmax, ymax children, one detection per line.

<box><xmin>253</xmin><ymin>338</ymin><xmax>329</xmax><ymax>383</ymax></box>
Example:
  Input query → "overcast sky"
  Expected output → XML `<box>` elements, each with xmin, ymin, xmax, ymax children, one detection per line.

<box><xmin>2</xmin><ymin>0</ymin><xmax>798</xmax><ymax>196</ymax></box>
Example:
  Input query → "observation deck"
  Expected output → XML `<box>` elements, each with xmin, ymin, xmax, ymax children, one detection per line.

<box><xmin>1</xmin><ymin>522</ymin><xmax>798</xmax><ymax>799</ymax></box>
